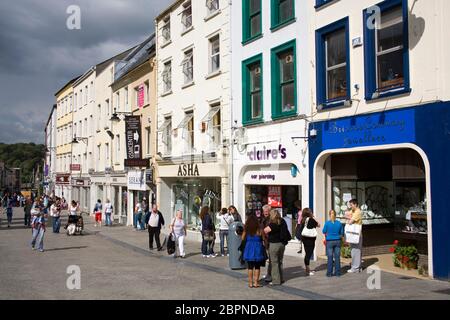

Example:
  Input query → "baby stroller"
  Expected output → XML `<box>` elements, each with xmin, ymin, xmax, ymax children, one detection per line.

<box><xmin>65</xmin><ymin>214</ymin><xmax>84</xmax><ymax>236</ymax></box>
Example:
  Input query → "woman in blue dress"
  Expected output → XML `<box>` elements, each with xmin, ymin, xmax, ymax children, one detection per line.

<box><xmin>242</xmin><ymin>215</ymin><xmax>266</xmax><ymax>288</ymax></box>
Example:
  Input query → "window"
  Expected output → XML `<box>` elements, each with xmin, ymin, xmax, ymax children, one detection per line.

<box><xmin>271</xmin><ymin>0</ymin><xmax>295</xmax><ymax>30</ymax></box>
<box><xmin>106</xmin><ymin>99</ymin><xmax>110</xmax><ymax>116</ymax></box>
<box><xmin>181</xmin><ymin>1</ymin><xmax>193</xmax><ymax>31</ymax></box>
<box><xmin>177</xmin><ymin>111</ymin><xmax>194</xmax><ymax>153</ymax></box>
<box><xmin>84</xmin><ymin>118</ymin><xmax>87</xmax><ymax>136</ymax></box>
<box><xmin>158</xmin><ymin>117</ymin><xmax>172</xmax><ymax>155</ymax></box>
<box><xmin>124</xmin><ymin>87</ymin><xmax>129</xmax><ymax>110</ymax></box>
<box><xmin>161</xmin><ymin>16</ymin><xmax>171</xmax><ymax>43</ymax></box>
<box><xmin>242</xmin><ymin>54</ymin><xmax>263</xmax><ymax>125</ymax></box>
<box><xmin>145</xmin><ymin>127</ymin><xmax>151</xmax><ymax>155</ymax></box>
<box><xmin>315</xmin><ymin>0</ymin><xmax>335</xmax><ymax>8</ymax></box>
<box><xmin>316</xmin><ymin>18</ymin><xmax>350</xmax><ymax>109</ymax></box>
<box><xmin>90</xmin><ymin>115</ymin><xmax>94</xmax><ymax>135</ymax></box>
<box><xmin>162</xmin><ymin>61</ymin><xmax>172</xmax><ymax>92</ymax></box>
<box><xmin>209</xmin><ymin>35</ymin><xmax>220</xmax><ymax>74</ymax></box>
<box><xmin>364</xmin><ymin>0</ymin><xmax>410</xmax><ymax>100</ymax></box>
<box><xmin>79</xmin><ymin>120</ymin><xmax>82</xmax><ymax>138</ymax></box>
<box><xmin>206</xmin><ymin>0</ymin><xmax>219</xmax><ymax>15</ymax></box>
<box><xmin>243</xmin><ymin>0</ymin><xmax>262</xmax><ymax>43</ymax></box>
<box><xmin>115</xmin><ymin>92</ymin><xmax>120</xmax><ymax>111</ymax></box>
<box><xmin>74</xmin><ymin>94</ymin><xmax>77</xmax><ymax>111</ymax></box>
<box><xmin>70</xmin><ymin>96</ymin><xmax>73</xmax><ymax>112</ymax></box>
<box><xmin>144</xmin><ymin>81</ymin><xmax>149</xmax><ymax>104</ymax></box>
<box><xmin>105</xmin><ymin>143</ymin><xmax>110</xmax><ymax>161</ymax></box>
<box><xmin>79</xmin><ymin>90</ymin><xmax>83</xmax><ymax>108</ymax></box>
<box><xmin>182</xmin><ymin>49</ymin><xmax>194</xmax><ymax>84</ymax></box>
<box><xmin>90</xmin><ymin>81</ymin><xmax>94</xmax><ymax>101</ymax></box>
<box><xmin>202</xmin><ymin>104</ymin><xmax>221</xmax><ymax>149</ymax></box>
<box><xmin>271</xmin><ymin>40</ymin><xmax>297</xmax><ymax>119</ymax></box>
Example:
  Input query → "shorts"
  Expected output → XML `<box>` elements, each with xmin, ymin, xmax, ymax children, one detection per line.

<box><xmin>95</xmin><ymin>212</ymin><xmax>102</xmax><ymax>222</ymax></box>
<box><xmin>247</xmin><ymin>261</ymin><xmax>264</xmax><ymax>270</ymax></box>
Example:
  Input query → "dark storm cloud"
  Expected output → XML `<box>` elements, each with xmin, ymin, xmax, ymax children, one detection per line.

<box><xmin>0</xmin><ymin>0</ymin><xmax>171</xmax><ymax>144</ymax></box>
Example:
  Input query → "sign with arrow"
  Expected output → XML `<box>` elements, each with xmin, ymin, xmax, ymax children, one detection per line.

<box><xmin>125</xmin><ymin>116</ymin><xmax>142</xmax><ymax>161</ymax></box>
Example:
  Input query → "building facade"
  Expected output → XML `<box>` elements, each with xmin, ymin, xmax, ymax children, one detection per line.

<box><xmin>155</xmin><ymin>0</ymin><xmax>232</xmax><ymax>237</ymax></box>
<box><xmin>307</xmin><ymin>0</ymin><xmax>450</xmax><ymax>280</ymax></box>
<box><xmin>231</xmin><ymin>0</ymin><xmax>311</xmax><ymax>240</ymax></box>
<box><xmin>44</xmin><ymin>104</ymin><xmax>57</xmax><ymax>196</ymax></box>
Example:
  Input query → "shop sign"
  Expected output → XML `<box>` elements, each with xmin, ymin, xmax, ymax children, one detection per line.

<box><xmin>71</xmin><ymin>178</ymin><xmax>90</xmax><ymax>187</ymax></box>
<box><xmin>70</xmin><ymin>164</ymin><xmax>81</xmax><ymax>171</ymax></box>
<box><xmin>138</xmin><ymin>84</ymin><xmax>145</xmax><ymax>109</ymax></box>
<box><xmin>128</xmin><ymin>170</ymin><xmax>146</xmax><ymax>191</ymax></box>
<box><xmin>56</xmin><ymin>174</ymin><xmax>70</xmax><ymax>185</ymax></box>
<box><xmin>268</xmin><ymin>186</ymin><xmax>282</xmax><ymax>208</ymax></box>
<box><xmin>322</xmin><ymin>108</ymin><xmax>415</xmax><ymax>149</ymax></box>
<box><xmin>250</xmin><ymin>174</ymin><xmax>276</xmax><ymax>181</ymax></box>
<box><xmin>177</xmin><ymin>164</ymin><xmax>200</xmax><ymax>177</ymax></box>
<box><xmin>125</xmin><ymin>116</ymin><xmax>142</xmax><ymax>160</ymax></box>
<box><xmin>145</xmin><ymin>169</ymin><xmax>153</xmax><ymax>184</ymax></box>
<box><xmin>247</xmin><ymin>144</ymin><xmax>287</xmax><ymax>162</ymax></box>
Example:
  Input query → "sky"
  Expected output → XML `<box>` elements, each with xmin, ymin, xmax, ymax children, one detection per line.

<box><xmin>0</xmin><ymin>0</ymin><xmax>171</xmax><ymax>144</ymax></box>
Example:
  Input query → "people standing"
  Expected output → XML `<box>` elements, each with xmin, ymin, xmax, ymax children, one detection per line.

<box><xmin>200</xmin><ymin>206</ymin><xmax>215</xmax><ymax>258</ymax></box>
<box><xmin>323</xmin><ymin>210</ymin><xmax>344</xmax><ymax>277</ymax></box>
<box><xmin>263</xmin><ymin>209</ymin><xmax>289</xmax><ymax>286</ymax></box>
<box><xmin>145</xmin><ymin>204</ymin><xmax>165</xmax><ymax>251</ymax></box>
<box><xmin>140</xmin><ymin>198</ymin><xmax>148</xmax><ymax>230</ymax></box>
<box><xmin>104</xmin><ymin>199</ymin><xmax>113</xmax><ymax>227</ymax></box>
<box><xmin>6</xmin><ymin>195</ymin><xmax>13</xmax><ymax>228</ymax></box>
<box><xmin>93</xmin><ymin>199</ymin><xmax>102</xmax><ymax>227</ymax></box>
<box><xmin>299</xmin><ymin>208</ymin><xmax>320</xmax><ymax>276</ymax></box>
<box><xmin>346</xmin><ymin>199</ymin><xmax>363</xmax><ymax>273</ymax></box>
<box><xmin>30</xmin><ymin>200</ymin><xmax>48</xmax><ymax>252</ymax></box>
<box><xmin>259</xmin><ymin>205</ymin><xmax>271</xmax><ymax>282</ymax></box>
<box><xmin>169</xmin><ymin>209</ymin><xmax>187</xmax><ymax>258</ymax></box>
<box><xmin>50</xmin><ymin>199</ymin><xmax>61</xmax><ymax>233</ymax></box>
<box><xmin>228</xmin><ymin>206</ymin><xmax>242</xmax><ymax>223</ymax></box>
<box><xmin>135</xmin><ymin>201</ymin><xmax>143</xmax><ymax>230</ymax></box>
<box><xmin>242</xmin><ymin>215</ymin><xmax>266</xmax><ymax>288</ymax></box>
<box><xmin>24</xmin><ymin>197</ymin><xmax>32</xmax><ymax>227</ymax></box>
<box><xmin>217</xmin><ymin>208</ymin><xmax>234</xmax><ymax>256</ymax></box>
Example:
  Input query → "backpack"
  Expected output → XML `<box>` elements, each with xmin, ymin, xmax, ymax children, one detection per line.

<box><xmin>280</xmin><ymin>220</ymin><xmax>292</xmax><ymax>246</ymax></box>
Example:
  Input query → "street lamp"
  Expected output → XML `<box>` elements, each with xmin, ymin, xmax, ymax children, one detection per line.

<box><xmin>110</xmin><ymin>108</ymin><xmax>133</xmax><ymax>122</ymax></box>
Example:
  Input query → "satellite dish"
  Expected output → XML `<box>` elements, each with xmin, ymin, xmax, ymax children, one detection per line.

<box><xmin>233</xmin><ymin>127</ymin><xmax>248</xmax><ymax>153</ymax></box>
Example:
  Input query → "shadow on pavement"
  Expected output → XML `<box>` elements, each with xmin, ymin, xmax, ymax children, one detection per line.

<box><xmin>44</xmin><ymin>246</ymin><xmax>89</xmax><ymax>252</ymax></box>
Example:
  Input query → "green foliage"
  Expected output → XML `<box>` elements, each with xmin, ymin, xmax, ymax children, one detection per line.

<box><xmin>341</xmin><ymin>241</ymin><xmax>352</xmax><ymax>258</ymax></box>
<box><xmin>390</xmin><ymin>241</ymin><xmax>419</xmax><ymax>270</ymax></box>
<box><xmin>0</xmin><ymin>143</ymin><xmax>45</xmax><ymax>184</ymax></box>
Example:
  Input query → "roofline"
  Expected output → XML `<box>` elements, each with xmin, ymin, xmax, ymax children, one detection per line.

<box><xmin>111</xmin><ymin>49</ymin><xmax>156</xmax><ymax>87</ymax></box>
<box><xmin>73</xmin><ymin>66</ymin><xmax>96</xmax><ymax>87</ymax></box>
<box><xmin>155</xmin><ymin>0</ymin><xmax>184</xmax><ymax>21</ymax></box>
<box><xmin>45</xmin><ymin>104</ymin><xmax>57</xmax><ymax>129</ymax></box>
<box><xmin>54</xmin><ymin>76</ymin><xmax>81</xmax><ymax>97</ymax></box>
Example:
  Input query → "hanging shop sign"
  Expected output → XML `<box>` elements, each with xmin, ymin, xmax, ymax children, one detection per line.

<box><xmin>138</xmin><ymin>84</ymin><xmax>145</xmax><ymax>109</ymax></box>
<box><xmin>145</xmin><ymin>168</ymin><xmax>153</xmax><ymax>184</ymax></box>
<box><xmin>268</xmin><ymin>186</ymin><xmax>282</xmax><ymax>208</ymax></box>
<box><xmin>71</xmin><ymin>178</ymin><xmax>91</xmax><ymax>187</ymax></box>
<box><xmin>177</xmin><ymin>163</ymin><xmax>200</xmax><ymax>177</ymax></box>
<box><xmin>56</xmin><ymin>174</ymin><xmax>70</xmax><ymax>185</ymax></box>
<box><xmin>70</xmin><ymin>164</ymin><xmax>81</xmax><ymax>171</ymax></box>
<box><xmin>125</xmin><ymin>116</ymin><xmax>142</xmax><ymax>161</ymax></box>
<box><xmin>127</xmin><ymin>170</ymin><xmax>146</xmax><ymax>191</ymax></box>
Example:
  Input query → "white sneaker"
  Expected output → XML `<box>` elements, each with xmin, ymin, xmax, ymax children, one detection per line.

<box><xmin>347</xmin><ymin>269</ymin><xmax>361</xmax><ymax>273</ymax></box>
<box><xmin>309</xmin><ymin>271</ymin><xmax>315</xmax><ymax>276</ymax></box>
<box><xmin>202</xmin><ymin>255</ymin><xmax>208</xmax><ymax>258</ymax></box>
<box><xmin>208</xmin><ymin>254</ymin><xmax>216</xmax><ymax>258</ymax></box>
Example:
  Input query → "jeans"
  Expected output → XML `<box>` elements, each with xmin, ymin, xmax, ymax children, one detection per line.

<box><xmin>326</xmin><ymin>240</ymin><xmax>341</xmax><ymax>276</ymax></box>
<box><xmin>105</xmin><ymin>213</ymin><xmax>112</xmax><ymax>226</ymax></box>
<box><xmin>268</xmin><ymin>242</ymin><xmax>285</xmax><ymax>285</ymax></box>
<box><xmin>219</xmin><ymin>230</ymin><xmax>229</xmax><ymax>255</ymax></box>
<box><xmin>133</xmin><ymin>213</ymin><xmax>137</xmax><ymax>228</ymax></box>
<box><xmin>24</xmin><ymin>214</ymin><xmax>31</xmax><ymax>226</ymax></box>
<box><xmin>201</xmin><ymin>236</ymin><xmax>213</xmax><ymax>256</ymax></box>
<box><xmin>136</xmin><ymin>212</ymin><xmax>143</xmax><ymax>230</ymax></box>
<box><xmin>31</xmin><ymin>226</ymin><xmax>45</xmax><ymax>250</ymax></box>
<box><xmin>52</xmin><ymin>216</ymin><xmax>61</xmax><ymax>233</ymax></box>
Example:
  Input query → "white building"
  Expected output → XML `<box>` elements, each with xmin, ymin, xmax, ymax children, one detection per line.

<box><xmin>155</xmin><ymin>0</ymin><xmax>232</xmax><ymax>236</ymax></box>
<box><xmin>44</xmin><ymin>104</ymin><xmax>57</xmax><ymax>196</ymax></box>
<box><xmin>231</xmin><ymin>0</ymin><xmax>311</xmax><ymax>242</ymax></box>
<box><xmin>71</xmin><ymin>67</ymin><xmax>96</xmax><ymax>213</ymax></box>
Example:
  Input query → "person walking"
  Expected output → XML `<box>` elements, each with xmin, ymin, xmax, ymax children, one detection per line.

<box><xmin>345</xmin><ymin>199</ymin><xmax>363</xmax><ymax>273</ymax></box>
<box><xmin>6</xmin><ymin>195</ymin><xmax>13</xmax><ymax>228</ymax></box>
<box><xmin>104</xmin><ymin>199</ymin><xmax>113</xmax><ymax>227</ymax></box>
<box><xmin>323</xmin><ymin>210</ymin><xmax>344</xmax><ymax>277</ymax></box>
<box><xmin>263</xmin><ymin>209</ymin><xmax>290</xmax><ymax>286</ymax></box>
<box><xmin>24</xmin><ymin>197</ymin><xmax>32</xmax><ymax>227</ymax></box>
<box><xmin>242</xmin><ymin>215</ymin><xmax>266</xmax><ymax>288</ymax></box>
<box><xmin>50</xmin><ymin>199</ymin><xmax>61</xmax><ymax>233</ymax></box>
<box><xmin>217</xmin><ymin>208</ymin><xmax>234</xmax><ymax>256</ymax></box>
<box><xmin>169</xmin><ymin>209</ymin><xmax>187</xmax><ymax>258</ymax></box>
<box><xmin>200</xmin><ymin>206</ymin><xmax>215</xmax><ymax>258</ymax></box>
<box><xmin>135</xmin><ymin>201</ymin><xmax>143</xmax><ymax>230</ymax></box>
<box><xmin>228</xmin><ymin>206</ymin><xmax>242</xmax><ymax>223</ymax></box>
<box><xmin>259</xmin><ymin>205</ymin><xmax>272</xmax><ymax>282</ymax></box>
<box><xmin>30</xmin><ymin>201</ymin><xmax>48</xmax><ymax>252</ymax></box>
<box><xmin>145</xmin><ymin>204</ymin><xmax>165</xmax><ymax>251</ymax></box>
<box><xmin>299</xmin><ymin>208</ymin><xmax>320</xmax><ymax>276</ymax></box>
<box><xmin>140</xmin><ymin>198</ymin><xmax>148</xmax><ymax>230</ymax></box>
<box><xmin>93</xmin><ymin>199</ymin><xmax>102</xmax><ymax>227</ymax></box>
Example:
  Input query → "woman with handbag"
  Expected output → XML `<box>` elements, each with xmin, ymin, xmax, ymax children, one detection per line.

<box><xmin>242</xmin><ymin>215</ymin><xmax>266</xmax><ymax>288</ymax></box>
<box><xmin>217</xmin><ymin>208</ymin><xmax>234</xmax><ymax>256</ymax></box>
<box><xmin>170</xmin><ymin>210</ymin><xmax>187</xmax><ymax>258</ymax></box>
<box><xmin>345</xmin><ymin>199</ymin><xmax>363</xmax><ymax>273</ymax></box>
<box><xmin>200</xmin><ymin>206</ymin><xmax>215</xmax><ymax>258</ymax></box>
<box><xmin>299</xmin><ymin>208</ymin><xmax>320</xmax><ymax>276</ymax></box>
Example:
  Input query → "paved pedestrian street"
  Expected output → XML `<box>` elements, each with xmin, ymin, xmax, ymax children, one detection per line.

<box><xmin>0</xmin><ymin>208</ymin><xmax>449</xmax><ymax>300</ymax></box>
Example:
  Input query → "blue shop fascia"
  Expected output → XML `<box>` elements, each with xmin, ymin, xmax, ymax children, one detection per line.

<box><xmin>308</xmin><ymin>101</ymin><xmax>450</xmax><ymax>281</ymax></box>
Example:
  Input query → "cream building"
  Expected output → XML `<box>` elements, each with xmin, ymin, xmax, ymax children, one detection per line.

<box><xmin>155</xmin><ymin>0</ymin><xmax>232</xmax><ymax>237</ymax></box>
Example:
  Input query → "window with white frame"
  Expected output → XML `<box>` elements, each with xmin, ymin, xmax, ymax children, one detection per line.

<box><xmin>182</xmin><ymin>49</ymin><xmax>194</xmax><ymax>84</ymax></box>
<box><xmin>90</xmin><ymin>81</ymin><xmax>94</xmax><ymax>101</ymax></box>
<box><xmin>145</xmin><ymin>127</ymin><xmax>151</xmax><ymax>156</ymax></box>
<box><xmin>206</xmin><ymin>0</ymin><xmax>219</xmax><ymax>15</ymax></box>
<box><xmin>209</xmin><ymin>35</ymin><xmax>220</xmax><ymax>74</ymax></box>
<box><xmin>162</xmin><ymin>61</ymin><xmax>172</xmax><ymax>92</ymax></box>
<box><xmin>79</xmin><ymin>90</ymin><xmax>83</xmax><ymax>108</ymax></box>
<box><xmin>74</xmin><ymin>94</ymin><xmax>77</xmax><ymax>111</ymax></box>
<box><xmin>84</xmin><ymin>118</ymin><xmax>87</xmax><ymax>136</ymax></box>
<box><xmin>202</xmin><ymin>104</ymin><xmax>221</xmax><ymax>149</ymax></box>
<box><xmin>145</xmin><ymin>81</ymin><xmax>149</xmax><ymax>105</ymax></box>
<box><xmin>162</xmin><ymin>16</ymin><xmax>171</xmax><ymax>43</ymax></box>
<box><xmin>158</xmin><ymin>117</ymin><xmax>172</xmax><ymax>155</ymax></box>
<box><xmin>79</xmin><ymin>120</ymin><xmax>82</xmax><ymax>138</ymax></box>
<box><xmin>178</xmin><ymin>111</ymin><xmax>194</xmax><ymax>153</ymax></box>
<box><xmin>181</xmin><ymin>1</ymin><xmax>192</xmax><ymax>31</ymax></box>
<box><xmin>97</xmin><ymin>105</ymin><xmax>101</xmax><ymax>131</ymax></box>
<box><xmin>90</xmin><ymin>115</ymin><xmax>94</xmax><ymax>136</ymax></box>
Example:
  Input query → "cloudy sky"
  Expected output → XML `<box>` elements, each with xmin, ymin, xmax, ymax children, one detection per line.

<box><xmin>0</xmin><ymin>0</ymin><xmax>170</xmax><ymax>144</ymax></box>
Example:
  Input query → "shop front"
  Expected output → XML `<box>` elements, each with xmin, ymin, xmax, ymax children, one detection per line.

<box><xmin>127</xmin><ymin>169</ymin><xmax>155</xmax><ymax>226</ymax></box>
<box><xmin>71</xmin><ymin>177</ymin><xmax>91</xmax><ymax>213</ymax></box>
<box><xmin>157</xmin><ymin>162</ymin><xmax>228</xmax><ymax>241</ymax></box>
<box><xmin>309</xmin><ymin>102</ymin><xmax>450</xmax><ymax>280</ymax></box>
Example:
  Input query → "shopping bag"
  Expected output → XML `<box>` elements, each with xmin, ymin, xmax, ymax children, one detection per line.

<box><xmin>344</xmin><ymin>224</ymin><xmax>362</xmax><ymax>244</ymax></box>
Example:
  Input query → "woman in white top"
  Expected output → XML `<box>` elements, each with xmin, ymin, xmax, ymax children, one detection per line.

<box><xmin>104</xmin><ymin>199</ymin><xmax>113</xmax><ymax>227</ymax></box>
<box><xmin>69</xmin><ymin>201</ymin><xmax>79</xmax><ymax>216</ymax></box>
<box><xmin>170</xmin><ymin>210</ymin><xmax>187</xmax><ymax>258</ymax></box>
<box><xmin>217</xmin><ymin>208</ymin><xmax>234</xmax><ymax>256</ymax></box>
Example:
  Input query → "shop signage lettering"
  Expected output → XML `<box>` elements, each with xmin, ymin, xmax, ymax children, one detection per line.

<box><xmin>128</xmin><ymin>171</ymin><xmax>146</xmax><ymax>191</ymax></box>
<box><xmin>204</xmin><ymin>189</ymin><xmax>220</xmax><ymax>200</ymax></box>
<box><xmin>251</xmin><ymin>174</ymin><xmax>276</xmax><ymax>181</ymax></box>
<box><xmin>177</xmin><ymin>164</ymin><xmax>200</xmax><ymax>177</ymax></box>
<box><xmin>322</xmin><ymin>109</ymin><xmax>415</xmax><ymax>149</ymax></box>
<box><xmin>247</xmin><ymin>144</ymin><xmax>287</xmax><ymax>161</ymax></box>
<box><xmin>125</xmin><ymin>116</ymin><xmax>142</xmax><ymax>160</ymax></box>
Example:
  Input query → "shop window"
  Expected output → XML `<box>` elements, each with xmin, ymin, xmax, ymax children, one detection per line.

<box><xmin>316</xmin><ymin>17</ymin><xmax>350</xmax><ymax>109</ymax></box>
<box><xmin>271</xmin><ymin>39</ymin><xmax>297</xmax><ymax>119</ymax></box>
<box><xmin>364</xmin><ymin>0</ymin><xmax>410</xmax><ymax>100</ymax></box>
<box><xmin>242</xmin><ymin>0</ymin><xmax>262</xmax><ymax>44</ymax></box>
<box><xmin>271</xmin><ymin>0</ymin><xmax>295</xmax><ymax>31</ymax></box>
<box><xmin>242</xmin><ymin>54</ymin><xmax>263</xmax><ymax>125</ymax></box>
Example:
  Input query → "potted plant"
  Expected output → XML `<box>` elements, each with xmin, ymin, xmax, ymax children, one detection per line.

<box><xmin>341</xmin><ymin>241</ymin><xmax>352</xmax><ymax>259</ymax></box>
<box><xmin>390</xmin><ymin>240</ymin><xmax>419</xmax><ymax>270</ymax></box>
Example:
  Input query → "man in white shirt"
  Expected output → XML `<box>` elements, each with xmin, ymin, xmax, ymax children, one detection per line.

<box><xmin>145</xmin><ymin>205</ymin><xmax>165</xmax><ymax>251</ymax></box>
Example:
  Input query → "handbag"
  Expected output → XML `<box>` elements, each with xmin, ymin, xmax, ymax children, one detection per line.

<box><xmin>301</xmin><ymin>218</ymin><xmax>318</xmax><ymax>238</ymax></box>
<box><xmin>203</xmin><ymin>230</ymin><xmax>214</xmax><ymax>242</ymax></box>
<box><xmin>345</xmin><ymin>224</ymin><xmax>362</xmax><ymax>244</ymax></box>
<box><xmin>295</xmin><ymin>223</ymin><xmax>303</xmax><ymax>241</ymax></box>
